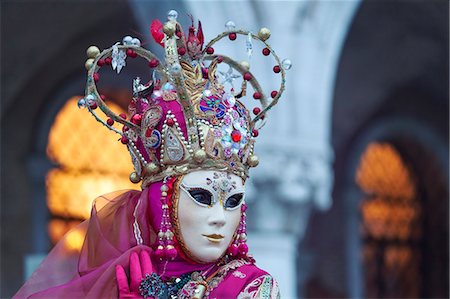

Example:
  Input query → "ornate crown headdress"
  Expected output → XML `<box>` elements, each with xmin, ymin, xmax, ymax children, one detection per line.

<box><xmin>80</xmin><ymin>10</ymin><xmax>290</xmax><ymax>188</ymax></box>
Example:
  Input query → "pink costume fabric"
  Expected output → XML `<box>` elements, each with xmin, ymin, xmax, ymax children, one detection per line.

<box><xmin>15</xmin><ymin>40</ymin><xmax>280</xmax><ymax>299</ymax></box>
<box><xmin>14</xmin><ymin>185</ymin><xmax>279</xmax><ymax>298</ymax></box>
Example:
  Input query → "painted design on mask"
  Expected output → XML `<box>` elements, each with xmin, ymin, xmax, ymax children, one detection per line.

<box><xmin>205</xmin><ymin>172</ymin><xmax>237</xmax><ymax>206</ymax></box>
<box><xmin>180</xmin><ymin>171</ymin><xmax>244</xmax><ymax>210</ymax></box>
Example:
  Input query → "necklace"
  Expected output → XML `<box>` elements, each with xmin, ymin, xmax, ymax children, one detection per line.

<box><xmin>139</xmin><ymin>272</ymin><xmax>192</xmax><ymax>299</ymax></box>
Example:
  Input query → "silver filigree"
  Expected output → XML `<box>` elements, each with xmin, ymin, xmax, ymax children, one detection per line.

<box><xmin>219</xmin><ymin>66</ymin><xmax>241</xmax><ymax>87</ymax></box>
<box><xmin>129</xmin><ymin>148</ymin><xmax>142</xmax><ymax>175</ymax></box>
<box><xmin>166</xmin><ymin>130</ymin><xmax>184</xmax><ymax>161</ymax></box>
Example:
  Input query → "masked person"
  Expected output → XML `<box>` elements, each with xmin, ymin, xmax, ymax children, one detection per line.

<box><xmin>14</xmin><ymin>10</ymin><xmax>288</xmax><ymax>299</ymax></box>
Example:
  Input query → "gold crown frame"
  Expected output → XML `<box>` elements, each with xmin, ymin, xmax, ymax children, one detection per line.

<box><xmin>80</xmin><ymin>12</ymin><xmax>289</xmax><ymax>187</ymax></box>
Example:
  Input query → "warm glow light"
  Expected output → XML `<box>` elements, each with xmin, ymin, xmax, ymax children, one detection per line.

<box><xmin>356</xmin><ymin>142</ymin><xmax>420</xmax><ymax>240</ymax></box>
<box><xmin>65</xmin><ymin>228</ymin><xmax>86</xmax><ymax>252</ymax></box>
<box><xmin>46</xmin><ymin>168</ymin><xmax>137</xmax><ymax>219</ymax></box>
<box><xmin>356</xmin><ymin>143</ymin><xmax>415</xmax><ymax>200</ymax></box>
<box><xmin>47</xmin><ymin>96</ymin><xmax>133</xmax><ymax>174</ymax></box>
<box><xmin>46</xmin><ymin>96</ymin><xmax>138</xmax><ymax>227</ymax></box>
<box><xmin>48</xmin><ymin>219</ymin><xmax>81</xmax><ymax>244</ymax></box>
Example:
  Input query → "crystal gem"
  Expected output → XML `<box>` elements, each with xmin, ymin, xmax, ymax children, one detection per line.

<box><xmin>225</xmin><ymin>94</ymin><xmax>236</xmax><ymax>107</ymax></box>
<box><xmin>233</xmin><ymin>120</ymin><xmax>241</xmax><ymax>130</ymax></box>
<box><xmin>170</xmin><ymin>63</ymin><xmax>181</xmax><ymax>74</ymax></box>
<box><xmin>219</xmin><ymin>178</ymin><xmax>230</xmax><ymax>190</ymax></box>
<box><xmin>281</xmin><ymin>58</ymin><xmax>292</xmax><ymax>70</ymax></box>
<box><xmin>167</xmin><ymin>10</ymin><xmax>178</xmax><ymax>21</ymax></box>
<box><xmin>231</xmin><ymin>130</ymin><xmax>242</xmax><ymax>142</ymax></box>
<box><xmin>246</xmin><ymin>33</ymin><xmax>253</xmax><ymax>58</ymax></box>
<box><xmin>203</xmin><ymin>89</ymin><xmax>212</xmax><ymax>97</ymax></box>
<box><xmin>112</xmin><ymin>44</ymin><xmax>126</xmax><ymax>74</ymax></box>
<box><xmin>77</xmin><ymin>98</ymin><xmax>86</xmax><ymax>109</ymax></box>
<box><xmin>122</xmin><ymin>36</ymin><xmax>133</xmax><ymax>45</ymax></box>
<box><xmin>151</xmin><ymin>90</ymin><xmax>162</xmax><ymax>99</ymax></box>
<box><xmin>224</xmin><ymin>147</ymin><xmax>232</xmax><ymax>158</ymax></box>
<box><xmin>225</xmin><ymin>20</ymin><xmax>236</xmax><ymax>31</ymax></box>
<box><xmin>163</xmin><ymin>82</ymin><xmax>174</xmax><ymax>91</ymax></box>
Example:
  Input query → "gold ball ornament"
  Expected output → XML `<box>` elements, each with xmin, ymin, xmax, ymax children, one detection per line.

<box><xmin>144</xmin><ymin>162</ymin><xmax>160</xmax><ymax>175</ymax></box>
<box><xmin>129</xmin><ymin>172</ymin><xmax>141</xmax><ymax>183</ymax></box>
<box><xmin>86</xmin><ymin>46</ymin><xmax>100</xmax><ymax>59</ymax></box>
<box><xmin>193</xmin><ymin>149</ymin><xmax>207</xmax><ymax>163</ymax></box>
<box><xmin>163</xmin><ymin>22</ymin><xmax>176</xmax><ymax>37</ymax></box>
<box><xmin>240</xmin><ymin>61</ymin><xmax>250</xmax><ymax>72</ymax></box>
<box><xmin>84</xmin><ymin>58</ymin><xmax>95</xmax><ymax>71</ymax></box>
<box><xmin>247</xmin><ymin>155</ymin><xmax>260</xmax><ymax>167</ymax></box>
<box><xmin>258</xmin><ymin>28</ymin><xmax>271</xmax><ymax>41</ymax></box>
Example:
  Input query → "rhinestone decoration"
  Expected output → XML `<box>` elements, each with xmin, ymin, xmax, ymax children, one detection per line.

<box><xmin>225</xmin><ymin>20</ymin><xmax>236</xmax><ymax>31</ymax></box>
<box><xmin>112</xmin><ymin>44</ymin><xmax>126</xmax><ymax>74</ymax></box>
<box><xmin>281</xmin><ymin>58</ymin><xmax>292</xmax><ymax>70</ymax></box>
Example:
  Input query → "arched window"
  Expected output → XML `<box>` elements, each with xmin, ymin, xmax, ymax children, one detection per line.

<box><xmin>46</xmin><ymin>96</ymin><xmax>138</xmax><ymax>249</ymax></box>
<box><xmin>356</xmin><ymin>142</ymin><xmax>422</xmax><ymax>298</ymax></box>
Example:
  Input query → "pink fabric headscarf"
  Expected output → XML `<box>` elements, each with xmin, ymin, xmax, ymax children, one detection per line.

<box><xmin>14</xmin><ymin>179</ymin><xmax>216</xmax><ymax>298</ymax></box>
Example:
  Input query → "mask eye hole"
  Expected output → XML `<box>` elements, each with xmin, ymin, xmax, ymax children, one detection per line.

<box><xmin>187</xmin><ymin>189</ymin><xmax>213</xmax><ymax>206</ymax></box>
<box><xmin>224</xmin><ymin>193</ymin><xmax>244</xmax><ymax>210</ymax></box>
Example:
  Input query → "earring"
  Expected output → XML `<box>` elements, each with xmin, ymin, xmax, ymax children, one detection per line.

<box><xmin>228</xmin><ymin>203</ymin><xmax>248</xmax><ymax>258</ymax></box>
<box><xmin>154</xmin><ymin>177</ymin><xmax>177</xmax><ymax>260</ymax></box>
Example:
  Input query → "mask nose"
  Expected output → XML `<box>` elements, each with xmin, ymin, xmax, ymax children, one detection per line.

<box><xmin>208</xmin><ymin>201</ymin><xmax>226</xmax><ymax>227</ymax></box>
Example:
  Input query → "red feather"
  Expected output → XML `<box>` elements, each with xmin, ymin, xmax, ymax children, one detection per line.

<box><xmin>197</xmin><ymin>20</ymin><xmax>204</xmax><ymax>49</ymax></box>
<box><xmin>150</xmin><ymin>19</ymin><xmax>164</xmax><ymax>47</ymax></box>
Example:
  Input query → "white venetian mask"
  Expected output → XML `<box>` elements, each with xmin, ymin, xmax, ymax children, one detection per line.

<box><xmin>175</xmin><ymin>170</ymin><xmax>245</xmax><ymax>263</ymax></box>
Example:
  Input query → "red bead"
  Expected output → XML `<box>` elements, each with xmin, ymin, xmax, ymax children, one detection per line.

<box><xmin>253</xmin><ymin>92</ymin><xmax>261</xmax><ymax>99</ymax></box>
<box><xmin>231</xmin><ymin>130</ymin><xmax>242</xmax><ymax>142</ymax></box>
<box><xmin>89</xmin><ymin>102</ymin><xmax>97</xmax><ymax>109</ymax></box>
<box><xmin>97</xmin><ymin>59</ymin><xmax>105</xmax><ymax>67</ymax></box>
<box><xmin>131</xmin><ymin>114</ymin><xmax>142</xmax><ymax>125</ymax></box>
<box><xmin>93</xmin><ymin>73</ymin><xmax>100</xmax><ymax>82</ymax></box>
<box><xmin>100</xmin><ymin>94</ymin><xmax>106</xmax><ymax>101</ymax></box>
<box><xmin>262</xmin><ymin>48</ymin><xmax>270</xmax><ymax>56</ymax></box>
<box><xmin>145</xmin><ymin>128</ymin><xmax>153</xmax><ymax>137</ymax></box>
<box><xmin>273</xmin><ymin>65</ymin><xmax>281</xmax><ymax>73</ymax></box>
<box><xmin>228</xmin><ymin>32</ymin><xmax>237</xmax><ymax>40</ymax></box>
<box><xmin>166</xmin><ymin>118</ymin><xmax>175</xmax><ymax>126</ymax></box>
<box><xmin>271</xmin><ymin>90</ymin><xmax>278</xmax><ymax>98</ymax></box>
<box><xmin>243</xmin><ymin>73</ymin><xmax>252</xmax><ymax>81</ymax></box>
<box><xmin>106</xmin><ymin>118</ymin><xmax>114</xmax><ymax>126</ymax></box>
<box><xmin>120</xmin><ymin>136</ymin><xmax>129</xmax><ymax>144</ymax></box>
<box><xmin>252</xmin><ymin>129</ymin><xmax>259</xmax><ymax>137</ymax></box>
<box><xmin>202</xmin><ymin>68</ymin><xmax>209</xmax><ymax>79</ymax></box>
<box><xmin>126</xmin><ymin>49</ymin><xmax>136</xmax><ymax>57</ymax></box>
<box><xmin>217</xmin><ymin>56</ymin><xmax>223</xmax><ymax>63</ymax></box>
<box><xmin>177</xmin><ymin>47</ymin><xmax>186</xmax><ymax>56</ymax></box>
<box><xmin>104</xmin><ymin>57</ymin><xmax>112</xmax><ymax>65</ymax></box>
<box><xmin>119</xmin><ymin>113</ymin><xmax>127</xmax><ymax>120</ymax></box>
<box><xmin>206</xmin><ymin>47</ymin><xmax>214</xmax><ymax>54</ymax></box>
<box><xmin>260</xmin><ymin>113</ymin><xmax>265</xmax><ymax>120</ymax></box>
<box><xmin>149</xmin><ymin>59</ymin><xmax>159</xmax><ymax>68</ymax></box>
<box><xmin>253</xmin><ymin>107</ymin><xmax>261</xmax><ymax>115</ymax></box>
<box><xmin>176</xmin><ymin>30</ymin><xmax>182</xmax><ymax>38</ymax></box>
<box><xmin>241</xmin><ymin>204</ymin><xmax>247</xmax><ymax>212</ymax></box>
<box><xmin>122</xmin><ymin>126</ymin><xmax>129</xmax><ymax>132</ymax></box>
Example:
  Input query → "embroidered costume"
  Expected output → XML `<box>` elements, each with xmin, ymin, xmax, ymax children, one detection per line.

<box><xmin>15</xmin><ymin>10</ymin><xmax>288</xmax><ymax>299</ymax></box>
